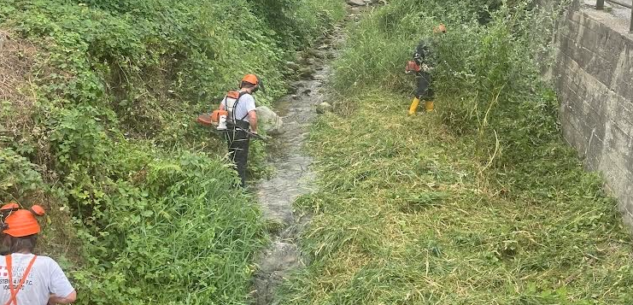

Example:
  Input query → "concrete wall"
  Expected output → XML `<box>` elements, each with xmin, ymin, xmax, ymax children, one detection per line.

<box><xmin>553</xmin><ymin>1</ymin><xmax>633</xmax><ymax>227</ymax></box>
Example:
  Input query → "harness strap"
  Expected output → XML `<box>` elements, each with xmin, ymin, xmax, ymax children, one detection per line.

<box><xmin>231</xmin><ymin>93</ymin><xmax>239</xmax><ymax>123</ymax></box>
<box><xmin>228</xmin><ymin>91</ymin><xmax>251</xmax><ymax>123</ymax></box>
<box><xmin>5</xmin><ymin>255</ymin><xmax>38</xmax><ymax>305</ymax></box>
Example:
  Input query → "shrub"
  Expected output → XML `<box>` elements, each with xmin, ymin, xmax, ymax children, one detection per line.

<box><xmin>0</xmin><ymin>0</ymin><xmax>344</xmax><ymax>303</ymax></box>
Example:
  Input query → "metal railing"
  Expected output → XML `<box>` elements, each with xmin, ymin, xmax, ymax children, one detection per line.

<box><xmin>596</xmin><ymin>0</ymin><xmax>633</xmax><ymax>32</ymax></box>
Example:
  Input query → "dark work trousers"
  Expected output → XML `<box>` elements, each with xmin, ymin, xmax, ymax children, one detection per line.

<box><xmin>225</xmin><ymin>125</ymin><xmax>250</xmax><ymax>187</ymax></box>
<box><xmin>415</xmin><ymin>71</ymin><xmax>434</xmax><ymax>100</ymax></box>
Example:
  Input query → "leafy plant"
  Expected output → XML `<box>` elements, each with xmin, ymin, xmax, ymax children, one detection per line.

<box><xmin>0</xmin><ymin>0</ymin><xmax>344</xmax><ymax>303</ymax></box>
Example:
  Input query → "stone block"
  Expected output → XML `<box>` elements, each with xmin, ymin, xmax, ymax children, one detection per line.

<box><xmin>597</xmin><ymin>152</ymin><xmax>633</xmax><ymax>197</ymax></box>
<box><xmin>560</xmin><ymin>115</ymin><xmax>589</xmax><ymax>154</ymax></box>
<box><xmin>608</xmin><ymin>93</ymin><xmax>633</xmax><ymax>135</ymax></box>
<box><xmin>577</xmin><ymin>24</ymin><xmax>604</xmax><ymax>53</ymax></box>
<box><xmin>554</xmin><ymin>1</ymin><xmax>633</xmax><ymax>228</ymax></box>
<box><xmin>570</xmin><ymin>10</ymin><xmax>583</xmax><ymax>23</ymax></box>
<box><xmin>610</xmin><ymin>46</ymin><xmax>633</xmax><ymax>99</ymax></box>
<box><xmin>603</xmin><ymin>30</ymin><xmax>626</xmax><ymax>55</ymax></box>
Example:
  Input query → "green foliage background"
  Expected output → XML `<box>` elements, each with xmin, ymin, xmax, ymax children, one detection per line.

<box><xmin>0</xmin><ymin>0</ymin><xmax>344</xmax><ymax>303</ymax></box>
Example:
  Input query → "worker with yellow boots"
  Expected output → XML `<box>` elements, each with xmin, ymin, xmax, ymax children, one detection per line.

<box><xmin>406</xmin><ymin>23</ymin><xmax>446</xmax><ymax>115</ymax></box>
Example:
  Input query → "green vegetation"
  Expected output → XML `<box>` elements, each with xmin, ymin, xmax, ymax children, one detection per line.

<box><xmin>0</xmin><ymin>0</ymin><xmax>344</xmax><ymax>304</ymax></box>
<box><xmin>278</xmin><ymin>0</ymin><xmax>633</xmax><ymax>303</ymax></box>
<box><xmin>3</xmin><ymin>0</ymin><xmax>632</xmax><ymax>302</ymax></box>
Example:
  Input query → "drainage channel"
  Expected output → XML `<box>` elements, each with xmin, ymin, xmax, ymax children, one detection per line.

<box><xmin>249</xmin><ymin>23</ymin><xmax>345</xmax><ymax>305</ymax></box>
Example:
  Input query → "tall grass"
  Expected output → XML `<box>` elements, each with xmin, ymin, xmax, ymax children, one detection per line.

<box><xmin>280</xmin><ymin>91</ymin><xmax>633</xmax><ymax>304</ymax></box>
<box><xmin>278</xmin><ymin>0</ymin><xmax>633</xmax><ymax>303</ymax></box>
<box><xmin>330</xmin><ymin>0</ymin><xmax>579</xmax><ymax>201</ymax></box>
<box><xmin>0</xmin><ymin>0</ymin><xmax>345</xmax><ymax>303</ymax></box>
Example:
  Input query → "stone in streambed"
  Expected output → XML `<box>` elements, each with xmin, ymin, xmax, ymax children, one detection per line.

<box><xmin>298</xmin><ymin>67</ymin><xmax>316</xmax><ymax>80</ymax></box>
<box><xmin>316</xmin><ymin>102</ymin><xmax>332</xmax><ymax>114</ymax></box>
<box><xmin>313</xmin><ymin>52</ymin><xmax>326</xmax><ymax>59</ymax></box>
<box><xmin>285</xmin><ymin>61</ymin><xmax>300</xmax><ymax>71</ymax></box>
<box><xmin>287</xmin><ymin>84</ymin><xmax>300</xmax><ymax>94</ymax></box>
<box><xmin>346</xmin><ymin>0</ymin><xmax>366</xmax><ymax>6</ymax></box>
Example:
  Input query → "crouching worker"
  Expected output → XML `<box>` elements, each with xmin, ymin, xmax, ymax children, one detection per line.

<box><xmin>0</xmin><ymin>203</ymin><xmax>76</xmax><ymax>305</ymax></box>
<box><xmin>219</xmin><ymin>74</ymin><xmax>262</xmax><ymax>188</ymax></box>
<box><xmin>406</xmin><ymin>23</ymin><xmax>446</xmax><ymax>115</ymax></box>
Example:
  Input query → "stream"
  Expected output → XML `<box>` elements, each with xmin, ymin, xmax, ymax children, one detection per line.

<box><xmin>249</xmin><ymin>21</ymin><xmax>345</xmax><ymax>305</ymax></box>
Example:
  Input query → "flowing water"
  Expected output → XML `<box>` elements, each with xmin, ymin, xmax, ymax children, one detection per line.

<box><xmin>249</xmin><ymin>23</ymin><xmax>345</xmax><ymax>305</ymax></box>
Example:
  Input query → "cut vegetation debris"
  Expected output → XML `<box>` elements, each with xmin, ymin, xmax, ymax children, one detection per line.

<box><xmin>277</xmin><ymin>0</ymin><xmax>633</xmax><ymax>303</ymax></box>
<box><xmin>280</xmin><ymin>92</ymin><xmax>633</xmax><ymax>304</ymax></box>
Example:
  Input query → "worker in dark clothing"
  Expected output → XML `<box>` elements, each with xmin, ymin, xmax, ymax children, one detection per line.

<box><xmin>219</xmin><ymin>74</ymin><xmax>261</xmax><ymax>188</ymax></box>
<box><xmin>406</xmin><ymin>23</ymin><xmax>446</xmax><ymax>115</ymax></box>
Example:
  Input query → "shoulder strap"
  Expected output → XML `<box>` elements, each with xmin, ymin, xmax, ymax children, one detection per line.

<box><xmin>238</xmin><ymin>93</ymin><xmax>251</xmax><ymax>122</ymax></box>
<box><xmin>225</xmin><ymin>90</ymin><xmax>243</xmax><ymax>123</ymax></box>
<box><xmin>5</xmin><ymin>255</ymin><xmax>38</xmax><ymax>305</ymax></box>
<box><xmin>231</xmin><ymin>91</ymin><xmax>251</xmax><ymax>123</ymax></box>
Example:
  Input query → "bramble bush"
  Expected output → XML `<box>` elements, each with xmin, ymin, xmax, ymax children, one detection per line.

<box><xmin>0</xmin><ymin>0</ymin><xmax>344</xmax><ymax>303</ymax></box>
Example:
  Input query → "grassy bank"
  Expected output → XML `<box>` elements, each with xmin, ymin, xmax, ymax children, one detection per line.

<box><xmin>0</xmin><ymin>0</ymin><xmax>344</xmax><ymax>303</ymax></box>
<box><xmin>281</xmin><ymin>92</ymin><xmax>633</xmax><ymax>304</ymax></box>
<box><xmin>278</xmin><ymin>0</ymin><xmax>633</xmax><ymax>303</ymax></box>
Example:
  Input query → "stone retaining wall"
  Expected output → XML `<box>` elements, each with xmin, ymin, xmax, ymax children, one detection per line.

<box><xmin>553</xmin><ymin>0</ymin><xmax>633</xmax><ymax>227</ymax></box>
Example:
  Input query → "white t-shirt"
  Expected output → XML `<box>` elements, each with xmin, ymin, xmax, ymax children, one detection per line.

<box><xmin>0</xmin><ymin>254</ymin><xmax>74</xmax><ymax>305</ymax></box>
<box><xmin>222</xmin><ymin>93</ymin><xmax>256</xmax><ymax>122</ymax></box>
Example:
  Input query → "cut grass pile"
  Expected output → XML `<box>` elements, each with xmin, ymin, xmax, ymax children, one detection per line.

<box><xmin>278</xmin><ymin>92</ymin><xmax>633</xmax><ymax>304</ymax></box>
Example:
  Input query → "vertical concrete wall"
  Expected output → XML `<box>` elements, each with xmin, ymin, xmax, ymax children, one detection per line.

<box><xmin>553</xmin><ymin>1</ymin><xmax>633</xmax><ymax>227</ymax></box>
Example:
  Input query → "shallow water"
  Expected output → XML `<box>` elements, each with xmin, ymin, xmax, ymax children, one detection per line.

<box><xmin>249</xmin><ymin>26</ymin><xmax>343</xmax><ymax>305</ymax></box>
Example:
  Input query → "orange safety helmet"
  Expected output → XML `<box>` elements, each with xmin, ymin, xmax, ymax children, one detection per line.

<box><xmin>433</xmin><ymin>23</ymin><xmax>447</xmax><ymax>34</ymax></box>
<box><xmin>1</xmin><ymin>203</ymin><xmax>45</xmax><ymax>237</ymax></box>
<box><xmin>240</xmin><ymin>74</ymin><xmax>265</xmax><ymax>93</ymax></box>
<box><xmin>241</xmin><ymin>74</ymin><xmax>259</xmax><ymax>86</ymax></box>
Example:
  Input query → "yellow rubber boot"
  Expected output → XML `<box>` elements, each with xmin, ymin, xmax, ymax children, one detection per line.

<box><xmin>425</xmin><ymin>100</ymin><xmax>434</xmax><ymax>112</ymax></box>
<box><xmin>408</xmin><ymin>97</ymin><xmax>420</xmax><ymax>115</ymax></box>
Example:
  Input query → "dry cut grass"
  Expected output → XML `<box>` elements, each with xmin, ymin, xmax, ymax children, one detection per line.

<box><xmin>0</xmin><ymin>29</ymin><xmax>38</xmax><ymax>147</ymax></box>
<box><xmin>278</xmin><ymin>92</ymin><xmax>633</xmax><ymax>304</ymax></box>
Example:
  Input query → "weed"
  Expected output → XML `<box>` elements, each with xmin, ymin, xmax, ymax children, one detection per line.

<box><xmin>0</xmin><ymin>0</ymin><xmax>345</xmax><ymax>303</ymax></box>
<box><xmin>278</xmin><ymin>0</ymin><xmax>633</xmax><ymax>303</ymax></box>
<box><xmin>280</xmin><ymin>91</ymin><xmax>633</xmax><ymax>304</ymax></box>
